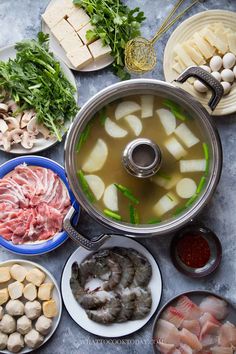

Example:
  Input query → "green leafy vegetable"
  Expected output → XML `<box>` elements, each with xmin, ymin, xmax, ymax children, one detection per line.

<box><xmin>77</xmin><ymin>170</ymin><xmax>95</xmax><ymax>203</ymax></box>
<box><xmin>163</xmin><ymin>98</ymin><xmax>188</xmax><ymax>121</ymax></box>
<box><xmin>196</xmin><ymin>176</ymin><xmax>206</xmax><ymax>194</ymax></box>
<box><xmin>98</xmin><ymin>107</ymin><xmax>107</xmax><ymax>126</ymax></box>
<box><xmin>202</xmin><ymin>142</ymin><xmax>209</xmax><ymax>175</ymax></box>
<box><xmin>0</xmin><ymin>32</ymin><xmax>78</xmax><ymax>140</ymax></box>
<box><xmin>76</xmin><ymin>123</ymin><xmax>91</xmax><ymax>152</ymax></box>
<box><xmin>129</xmin><ymin>205</ymin><xmax>139</xmax><ymax>224</ymax></box>
<box><xmin>173</xmin><ymin>206</ymin><xmax>186</xmax><ymax>216</ymax></box>
<box><xmin>114</xmin><ymin>183</ymin><xmax>139</xmax><ymax>204</ymax></box>
<box><xmin>73</xmin><ymin>0</ymin><xmax>145</xmax><ymax>80</ymax></box>
<box><xmin>104</xmin><ymin>209</ymin><xmax>122</xmax><ymax>220</ymax></box>
<box><xmin>147</xmin><ymin>218</ymin><xmax>161</xmax><ymax>224</ymax></box>
<box><xmin>185</xmin><ymin>193</ymin><xmax>198</xmax><ymax>208</ymax></box>
<box><xmin>156</xmin><ymin>172</ymin><xmax>171</xmax><ymax>180</ymax></box>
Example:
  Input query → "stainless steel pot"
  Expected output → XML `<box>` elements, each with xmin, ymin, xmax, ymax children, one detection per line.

<box><xmin>64</xmin><ymin>67</ymin><xmax>223</xmax><ymax>251</ymax></box>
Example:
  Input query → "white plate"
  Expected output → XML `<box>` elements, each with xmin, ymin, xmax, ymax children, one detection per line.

<box><xmin>61</xmin><ymin>235</ymin><xmax>162</xmax><ymax>338</ymax></box>
<box><xmin>41</xmin><ymin>0</ymin><xmax>114</xmax><ymax>72</ymax></box>
<box><xmin>0</xmin><ymin>259</ymin><xmax>62</xmax><ymax>354</ymax></box>
<box><xmin>0</xmin><ymin>44</ymin><xmax>77</xmax><ymax>154</ymax></box>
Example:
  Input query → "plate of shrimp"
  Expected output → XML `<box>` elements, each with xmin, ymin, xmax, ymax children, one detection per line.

<box><xmin>60</xmin><ymin>235</ymin><xmax>163</xmax><ymax>337</ymax></box>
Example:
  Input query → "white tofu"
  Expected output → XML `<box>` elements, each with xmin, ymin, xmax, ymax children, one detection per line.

<box><xmin>26</xmin><ymin>268</ymin><xmax>46</xmax><ymax>287</ymax></box>
<box><xmin>67</xmin><ymin>45</ymin><xmax>93</xmax><ymax>69</ymax></box>
<box><xmin>88</xmin><ymin>39</ymin><xmax>111</xmax><ymax>60</ymax></box>
<box><xmin>10</xmin><ymin>264</ymin><xmax>27</xmax><ymax>282</ymax></box>
<box><xmin>8</xmin><ymin>281</ymin><xmax>24</xmax><ymax>299</ymax></box>
<box><xmin>51</xmin><ymin>19</ymin><xmax>74</xmax><ymax>42</ymax></box>
<box><xmin>60</xmin><ymin>32</ymin><xmax>83</xmax><ymax>52</ymax></box>
<box><xmin>77</xmin><ymin>22</ymin><xmax>97</xmax><ymax>44</ymax></box>
<box><xmin>42</xmin><ymin>10</ymin><xmax>65</xmax><ymax>28</ymax></box>
<box><xmin>67</xmin><ymin>8</ymin><xmax>90</xmax><ymax>31</ymax></box>
<box><xmin>42</xmin><ymin>0</ymin><xmax>75</xmax><ymax>28</ymax></box>
<box><xmin>0</xmin><ymin>267</ymin><xmax>11</xmax><ymax>283</ymax></box>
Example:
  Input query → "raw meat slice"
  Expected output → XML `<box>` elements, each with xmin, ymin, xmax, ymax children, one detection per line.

<box><xmin>179</xmin><ymin>328</ymin><xmax>202</xmax><ymax>350</ymax></box>
<box><xmin>181</xmin><ymin>320</ymin><xmax>201</xmax><ymax>337</ymax></box>
<box><xmin>211</xmin><ymin>347</ymin><xmax>233</xmax><ymax>354</ymax></box>
<box><xmin>200</xmin><ymin>320</ymin><xmax>220</xmax><ymax>340</ymax></box>
<box><xmin>156</xmin><ymin>340</ymin><xmax>175</xmax><ymax>354</ymax></box>
<box><xmin>179</xmin><ymin>343</ymin><xmax>193</xmax><ymax>354</ymax></box>
<box><xmin>218</xmin><ymin>321</ymin><xmax>236</xmax><ymax>347</ymax></box>
<box><xmin>155</xmin><ymin>319</ymin><xmax>180</xmax><ymax>346</ymax></box>
<box><xmin>199</xmin><ymin>312</ymin><xmax>221</xmax><ymax>327</ymax></box>
<box><xmin>201</xmin><ymin>334</ymin><xmax>218</xmax><ymax>348</ymax></box>
<box><xmin>176</xmin><ymin>296</ymin><xmax>202</xmax><ymax>320</ymax></box>
<box><xmin>162</xmin><ymin>306</ymin><xmax>185</xmax><ymax>328</ymax></box>
<box><xmin>171</xmin><ymin>350</ymin><xmax>181</xmax><ymax>354</ymax></box>
<box><xmin>199</xmin><ymin>296</ymin><xmax>229</xmax><ymax>320</ymax></box>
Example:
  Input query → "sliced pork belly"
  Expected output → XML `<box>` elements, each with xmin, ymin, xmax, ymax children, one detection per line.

<box><xmin>162</xmin><ymin>306</ymin><xmax>185</xmax><ymax>328</ymax></box>
<box><xmin>156</xmin><ymin>340</ymin><xmax>175</xmax><ymax>354</ymax></box>
<box><xmin>199</xmin><ymin>296</ymin><xmax>229</xmax><ymax>320</ymax></box>
<box><xmin>181</xmin><ymin>320</ymin><xmax>201</xmax><ymax>337</ymax></box>
<box><xmin>155</xmin><ymin>319</ymin><xmax>180</xmax><ymax>346</ymax></box>
<box><xmin>199</xmin><ymin>312</ymin><xmax>221</xmax><ymax>327</ymax></box>
<box><xmin>211</xmin><ymin>347</ymin><xmax>233</xmax><ymax>354</ymax></box>
<box><xmin>176</xmin><ymin>296</ymin><xmax>202</xmax><ymax>320</ymax></box>
<box><xmin>179</xmin><ymin>328</ymin><xmax>202</xmax><ymax>350</ymax></box>
<box><xmin>179</xmin><ymin>343</ymin><xmax>193</xmax><ymax>354</ymax></box>
<box><xmin>218</xmin><ymin>321</ymin><xmax>236</xmax><ymax>347</ymax></box>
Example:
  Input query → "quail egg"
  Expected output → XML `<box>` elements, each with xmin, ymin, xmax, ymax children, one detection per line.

<box><xmin>223</xmin><ymin>52</ymin><xmax>236</xmax><ymax>69</ymax></box>
<box><xmin>221</xmin><ymin>68</ymin><xmax>234</xmax><ymax>83</ymax></box>
<box><xmin>211</xmin><ymin>71</ymin><xmax>221</xmax><ymax>82</ymax></box>
<box><xmin>199</xmin><ymin>65</ymin><xmax>211</xmax><ymax>73</ymax></box>
<box><xmin>210</xmin><ymin>55</ymin><xmax>223</xmax><ymax>72</ymax></box>
<box><xmin>193</xmin><ymin>80</ymin><xmax>208</xmax><ymax>93</ymax></box>
<box><xmin>221</xmin><ymin>81</ymin><xmax>231</xmax><ymax>95</ymax></box>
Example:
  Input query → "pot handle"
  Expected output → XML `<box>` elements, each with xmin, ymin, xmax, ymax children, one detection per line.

<box><xmin>174</xmin><ymin>66</ymin><xmax>224</xmax><ymax>111</ymax></box>
<box><xmin>63</xmin><ymin>206</ymin><xmax>110</xmax><ymax>251</ymax></box>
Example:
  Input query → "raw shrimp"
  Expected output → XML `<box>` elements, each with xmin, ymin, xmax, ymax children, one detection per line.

<box><xmin>86</xmin><ymin>297</ymin><xmax>121</xmax><ymax>324</ymax></box>
<box><xmin>131</xmin><ymin>287</ymin><xmax>152</xmax><ymax>320</ymax></box>
<box><xmin>116</xmin><ymin>292</ymin><xmax>136</xmax><ymax>322</ymax></box>
<box><xmin>112</xmin><ymin>248</ymin><xmax>135</xmax><ymax>288</ymax></box>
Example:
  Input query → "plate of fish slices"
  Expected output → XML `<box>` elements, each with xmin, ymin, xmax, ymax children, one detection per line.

<box><xmin>153</xmin><ymin>290</ymin><xmax>236</xmax><ymax>354</ymax></box>
<box><xmin>61</xmin><ymin>235</ymin><xmax>162</xmax><ymax>337</ymax></box>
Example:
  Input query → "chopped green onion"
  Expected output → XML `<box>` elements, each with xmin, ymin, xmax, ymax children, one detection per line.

<box><xmin>185</xmin><ymin>194</ymin><xmax>198</xmax><ymax>208</ymax></box>
<box><xmin>129</xmin><ymin>205</ymin><xmax>139</xmax><ymax>224</ymax></box>
<box><xmin>104</xmin><ymin>209</ymin><xmax>122</xmax><ymax>221</ymax></box>
<box><xmin>163</xmin><ymin>99</ymin><xmax>181</xmax><ymax>113</ymax></box>
<box><xmin>196</xmin><ymin>176</ymin><xmax>206</xmax><ymax>194</ymax></box>
<box><xmin>99</xmin><ymin>107</ymin><xmax>107</xmax><ymax>126</ymax></box>
<box><xmin>173</xmin><ymin>206</ymin><xmax>186</xmax><ymax>216</ymax></box>
<box><xmin>167</xmin><ymin>194</ymin><xmax>174</xmax><ymax>201</ymax></box>
<box><xmin>76</xmin><ymin>123</ymin><xmax>91</xmax><ymax>152</ymax></box>
<box><xmin>172</xmin><ymin>110</ymin><xmax>187</xmax><ymax>121</ymax></box>
<box><xmin>114</xmin><ymin>184</ymin><xmax>139</xmax><ymax>204</ymax></box>
<box><xmin>147</xmin><ymin>218</ymin><xmax>161</xmax><ymax>224</ymax></box>
<box><xmin>156</xmin><ymin>172</ymin><xmax>171</xmax><ymax>180</ymax></box>
<box><xmin>202</xmin><ymin>142</ymin><xmax>209</xmax><ymax>160</ymax></box>
<box><xmin>77</xmin><ymin>170</ymin><xmax>95</xmax><ymax>203</ymax></box>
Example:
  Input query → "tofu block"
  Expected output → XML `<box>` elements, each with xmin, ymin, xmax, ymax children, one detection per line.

<box><xmin>51</xmin><ymin>19</ymin><xmax>74</xmax><ymax>42</ymax></box>
<box><xmin>165</xmin><ymin>137</ymin><xmax>187</xmax><ymax>160</ymax></box>
<box><xmin>77</xmin><ymin>22</ymin><xmax>97</xmax><ymax>44</ymax></box>
<box><xmin>67</xmin><ymin>45</ymin><xmax>93</xmax><ymax>69</ymax></box>
<box><xmin>183</xmin><ymin>42</ymin><xmax>205</xmax><ymax>65</ymax></box>
<box><xmin>43</xmin><ymin>300</ymin><xmax>58</xmax><ymax>318</ymax></box>
<box><xmin>26</xmin><ymin>268</ymin><xmax>46</xmax><ymax>287</ymax></box>
<box><xmin>227</xmin><ymin>33</ymin><xmax>236</xmax><ymax>55</ymax></box>
<box><xmin>38</xmin><ymin>283</ymin><xmax>54</xmax><ymax>301</ymax></box>
<box><xmin>42</xmin><ymin>0</ymin><xmax>75</xmax><ymax>28</ymax></box>
<box><xmin>67</xmin><ymin>8</ymin><xmax>90</xmax><ymax>31</ymax></box>
<box><xmin>23</xmin><ymin>283</ymin><xmax>37</xmax><ymax>301</ymax></box>
<box><xmin>203</xmin><ymin>28</ymin><xmax>228</xmax><ymax>54</ymax></box>
<box><xmin>88</xmin><ymin>39</ymin><xmax>111</xmax><ymax>60</ymax></box>
<box><xmin>154</xmin><ymin>193</ymin><xmax>179</xmax><ymax>217</ymax></box>
<box><xmin>10</xmin><ymin>264</ymin><xmax>27</xmax><ymax>282</ymax></box>
<box><xmin>193</xmin><ymin>32</ymin><xmax>215</xmax><ymax>59</ymax></box>
<box><xmin>173</xmin><ymin>43</ymin><xmax>195</xmax><ymax>68</ymax></box>
<box><xmin>8</xmin><ymin>281</ymin><xmax>23</xmax><ymax>299</ymax></box>
<box><xmin>0</xmin><ymin>267</ymin><xmax>11</xmax><ymax>283</ymax></box>
<box><xmin>42</xmin><ymin>10</ymin><xmax>65</xmax><ymax>29</ymax></box>
<box><xmin>0</xmin><ymin>288</ymin><xmax>9</xmax><ymax>305</ymax></box>
<box><xmin>60</xmin><ymin>32</ymin><xmax>83</xmax><ymax>52</ymax></box>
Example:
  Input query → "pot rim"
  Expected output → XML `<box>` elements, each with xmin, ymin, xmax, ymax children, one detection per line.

<box><xmin>64</xmin><ymin>78</ymin><xmax>222</xmax><ymax>237</ymax></box>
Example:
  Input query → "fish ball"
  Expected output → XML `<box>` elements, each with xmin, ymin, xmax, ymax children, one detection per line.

<box><xmin>7</xmin><ymin>332</ymin><xmax>24</xmax><ymax>353</ymax></box>
<box><xmin>221</xmin><ymin>69</ymin><xmax>234</xmax><ymax>83</ymax></box>
<box><xmin>0</xmin><ymin>314</ymin><xmax>16</xmax><ymax>334</ymax></box>
<box><xmin>221</xmin><ymin>81</ymin><xmax>231</xmax><ymax>95</ymax></box>
<box><xmin>223</xmin><ymin>52</ymin><xmax>236</xmax><ymax>69</ymax></box>
<box><xmin>17</xmin><ymin>315</ymin><xmax>32</xmax><ymax>335</ymax></box>
<box><xmin>211</xmin><ymin>71</ymin><xmax>221</xmax><ymax>82</ymax></box>
<box><xmin>193</xmin><ymin>80</ymin><xmax>208</xmax><ymax>93</ymax></box>
<box><xmin>6</xmin><ymin>300</ymin><xmax>24</xmax><ymax>316</ymax></box>
<box><xmin>24</xmin><ymin>329</ymin><xmax>44</xmax><ymax>349</ymax></box>
<box><xmin>35</xmin><ymin>315</ymin><xmax>52</xmax><ymax>335</ymax></box>
<box><xmin>0</xmin><ymin>332</ymin><xmax>8</xmax><ymax>350</ymax></box>
<box><xmin>199</xmin><ymin>65</ymin><xmax>211</xmax><ymax>73</ymax></box>
<box><xmin>24</xmin><ymin>301</ymin><xmax>41</xmax><ymax>320</ymax></box>
<box><xmin>210</xmin><ymin>55</ymin><xmax>223</xmax><ymax>72</ymax></box>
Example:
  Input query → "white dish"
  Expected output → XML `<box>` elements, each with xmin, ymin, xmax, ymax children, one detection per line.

<box><xmin>0</xmin><ymin>259</ymin><xmax>62</xmax><ymax>354</ymax></box>
<box><xmin>0</xmin><ymin>44</ymin><xmax>77</xmax><ymax>154</ymax></box>
<box><xmin>61</xmin><ymin>235</ymin><xmax>162</xmax><ymax>338</ymax></box>
<box><xmin>41</xmin><ymin>0</ymin><xmax>114</xmax><ymax>72</ymax></box>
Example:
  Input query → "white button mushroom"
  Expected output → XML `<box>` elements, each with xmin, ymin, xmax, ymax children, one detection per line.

<box><xmin>24</xmin><ymin>301</ymin><xmax>41</xmax><ymax>320</ymax></box>
<box><xmin>199</xmin><ymin>65</ymin><xmax>211</xmax><ymax>73</ymax></box>
<box><xmin>7</xmin><ymin>332</ymin><xmax>24</xmax><ymax>353</ymax></box>
<box><xmin>17</xmin><ymin>316</ymin><xmax>32</xmax><ymax>335</ymax></box>
<box><xmin>193</xmin><ymin>80</ymin><xmax>208</xmax><ymax>93</ymax></box>
<box><xmin>223</xmin><ymin>52</ymin><xmax>236</xmax><ymax>69</ymax></box>
<box><xmin>221</xmin><ymin>81</ymin><xmax>231</xmax><ymax>95</ymax></box>
<box><xmin>221</xmin><ymin>68</ymin><xmax>235</xmax><ymax>83</ymax></box>
<box><xmin>0</xmin><ymin>314</ymin><xmax>16</xmax><ymax>334</ymax></box>
<box><xmin>210</xmin><ymin>55</ymin><xmax>223</xmax><ymax>72</ymax></box>
<box><xmin>0</xmin><ymin>332</ymin><xmax>8</xmax><ymax>350</ymax></box>
<box><xmin>6</xmin><ymin>300</ymin><xmax>24</xmax><ymax>316</ymax></box>
<box><xmin>211</xmin><ymin>71</ymin><xmax>221</xmax><ymax>82</ymax></box>
<box><xmin>35</xmin><ymin>315</ymin><xmax>52</xmax><ymax>335</ymax></box>
<box><xmin>24</xmin><ymin>329</ymin><xmax>44</xmax><ymax>349</ymax></box>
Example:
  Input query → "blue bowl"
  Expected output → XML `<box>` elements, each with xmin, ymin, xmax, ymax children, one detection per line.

<box><xmin>0</xmin><ymin>156</ymin><xmax>78</xmax><ymax>255</ymax></box>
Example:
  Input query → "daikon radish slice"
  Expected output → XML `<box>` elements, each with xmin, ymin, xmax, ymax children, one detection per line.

<box><xmin>115</xmin><ymin>101</ymin><xmax>141</xmax><ymax>120</ymax></box>
<box><xmin>180</xmin><ymin>159</ymin><xmax>206</xmax><ymax>173</ymax></box>
<box><xmin>176</xmin><ymin>178</ymin><xmax>197</xmax><ymax>199</ymax></box>
<box><xmin>154</xmin><ymin>192</ymin><xmax>179</xmax><ymax>217</ymax></box>
<box><xmin>165</xmin><ymin>137</ymin><xmax>187</xmax><ymax>160</ymax></box>
<box><xmin>84</xmin><ymin>175</ymin><xmax>105</xmax><ymax>200</ymax></box>
<box><xmin>124</xmin><ymin>115</ymin><xmax>142</xmax><ymax>136</ymax></box>
<box><xmin>105</xmin><ymin>117</ymin><xmax>128</xmax><ymax>138</ymax></box>
<box><xmin>103</xmin><ymin>184</ymin><xmax>118</xmax><ymax>211</ymax></box>
<box><xmin>152</xmin><ymin>173</ymin><xmax>181</xmax><ymax>190</ymax></box>
<box><xmin>82</xmin><ymin>139</ymin><xmax>108</xmax><ymax>173</ymax></box>
<box><xmin>157</xmin><ymin>108</ymin><xmax>176</xmax><ymax>136</ymax></box>
<box><xmin>141</xmin><ymin>95</ymin><xmax>154</xmax><ymax>118</ymax></box>
<box><xmin>174</xmin><ymin>123</ymin><xmax>200</xmax><ymax>148</ymax></box>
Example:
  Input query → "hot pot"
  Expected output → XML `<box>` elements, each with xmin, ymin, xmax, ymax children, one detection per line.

<box><xmin>64</xmin><ymin>67</ymin><xmax>223</xmax><ymax>251</ymax></box>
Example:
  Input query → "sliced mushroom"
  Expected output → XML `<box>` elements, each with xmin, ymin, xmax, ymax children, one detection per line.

<box><xmin>20</xmin><ymin>110</ymin><xmax>35</xmax><ymax>128</ymax></box>
<box><xmin>1</xmin><ymin>132</ymin><xmax>11</xmax><ymax>152</ymax></box>
<box><xmin>27</xmin><ymin>116</ymin><xmax>39</xmax><ymax>135</ymax></box>
<box><xmin>5</xmin><ymin>117</ymin><xmax>19</xmax><ymax>130</ymax></box>
<box><xmin>0</xmin><ymin>103</ymin><xmax>8</xmax><ymax>114</ymax></box>
<box><xmin>21</xmin><ymin>131</ymin><xmax>35</xmax><ymax>149</ymax></box>
<box><xmin>8</xmin><ymin>129</ymin><xmax>24</xmax><ymax>144</ymax></box>
<box><xmin>0</xmin><ymin>119</ymin><xmax>8</xmax><ymax>133</ymax></box>
<box><xmin>6</xmin><ymin>100</ymin><xmax>19</xmax><ymax>113</ymax></box>
<box><xmin>37</xmin><ymin>124</ymin><xmax>51</xmax><ymax>139</ymax></box>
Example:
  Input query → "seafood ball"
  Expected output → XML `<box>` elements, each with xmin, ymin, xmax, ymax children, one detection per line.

<box><xmin>17</xmin><ymin>315</ymin><xmax>32</xmax><ymax>335</ymax></box>
<box><xmin>7</xmin><ymin>332</ymin><xmax>24</xmax><ymax>353</ymax></box>
<box><xmin>210</xmin><ymin>55</ymin><xmax>223</xmax><ymax>72</ymax></box>
<box><xmin>223</xmin><ymin>52</ymin><xmax>236</xmax><ymax>69</ymax></box>
<box><xmin>0</xmin><ymin>306</ymin><xmax>3</xmax><ymax>320</ymax></box>
<box><xmin>211</xmin><ymin>71</ymin><xmax>221</xmax><ymax>82</ymax></box>
<box><xmin>35</xmin><ymin>315</ymin><xmax>52</xmax><ymax>335</ymax></box>
<box><xmin>24</xmin><ymin>301</ymin><xmax>41</xmax><ymax>320</ymax></box>
<box><xmin>199</xmin><ymin>65</ymin><xmax>211</xmax><ymax>73</ymax></box>
<box><xmin>233</xmin><ymin>66</ymin><xmax>236</xmax><ymax>79</ymax></box>
<box><xmin>0</xmin><ymin>332</ymin><xmax>8</xmax><ymax>350</ymax></box>
<box><xmin>0</xmin><ymin>314</ymin><xmax>16</xmax><ymax>334</ymax></box>
<box><xmin>24</xmin><ymin>329</ymin><xmax>44</xmax><ymax>349</ymax></box>
<box><xmin>221</xmin><ymin>68</ymin><xmax>234</xmax><ymax>83</ymax></box>
<box><xmin>221</xmin><ymin>81</ymin><xmax>231</xmax><ymax>95</ymax></box>
<box><xmin>6</xmin><ymin>300</ymin><xmax>24</xmax><ymax>316</ymax></box>
<box><xmin>193</xmin><ymin>80</ymin><xmax>208</xmax><ymax>93</ymax></box>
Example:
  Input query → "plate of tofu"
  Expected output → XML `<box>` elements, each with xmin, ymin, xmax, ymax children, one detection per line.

<box><xmin>0</xmin><ymin>260</ymin><xmax>62</xmax><ymax>353</ymax></box>
<box><xmin>42</xmin><ymin>0</ymin><xmax>113</xmax><ymax>72</ymax></box>
<box><xmin>163</xmin><ymin>10</ymin><xmax>236</xmax><ymax>116</ymax></box>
